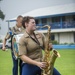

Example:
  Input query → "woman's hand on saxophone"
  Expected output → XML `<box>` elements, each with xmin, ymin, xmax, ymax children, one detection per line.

<box><xmin>49</xmin><ymin>43</ymin><xmax>53</xmax><ymax>50</ymax></box>
<box><xmin>36</xmin><ymin>62</ymin><xmax>47</xmax><ymax>69</ymax></box>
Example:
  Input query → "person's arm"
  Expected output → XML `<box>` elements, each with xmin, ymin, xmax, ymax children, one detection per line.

<box><xmin>2</xmin><ymin>38</ymin><xmax>7</xmax><ymax>51</ymax></box>
<box><xmin>20</xmin><ymin>55</ymin><xmax>46</xmax><ymax>69</ymax></box>
<box><xmin>2</xmin><ymin>33</ymin><xmax>10</xmax><ymax>51</ymax></box>
<box><xmin>49</xmin><ymin>43</ymin><xmax>53</xmax><ymax>50</ymax></box>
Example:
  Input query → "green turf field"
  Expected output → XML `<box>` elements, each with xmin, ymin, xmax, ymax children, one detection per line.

<box><xmin>0</xmin><ymin>49</ymin><xmax>75</xmax><ymax>75</ymax></box>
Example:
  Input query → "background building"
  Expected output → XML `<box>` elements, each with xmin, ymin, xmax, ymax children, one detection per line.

<box><xmin>8</xmin><ymin>3</ymin><xmax>75</xmax><ymax>44</ymax></box>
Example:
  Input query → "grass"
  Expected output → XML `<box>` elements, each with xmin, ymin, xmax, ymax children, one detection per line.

<box><xmin>0</xmin><ymin>49</ymin><xmax>75</xmax><ymax>75</ymax></box>
<box><xmin>0</xmin><ymin>49</ymin><xmax>12</xmax><ymax>75</ymax></box>
<box><xmin>54</xmin><ymin>49</ymin><xmax>75</xmax><ymax>75</ymax></box>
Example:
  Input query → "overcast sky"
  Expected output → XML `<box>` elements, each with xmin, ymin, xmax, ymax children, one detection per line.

<box><xmin>0</xmin><ymin>0</ymin><xmax>75</xmax><ymax>35</ymax></box>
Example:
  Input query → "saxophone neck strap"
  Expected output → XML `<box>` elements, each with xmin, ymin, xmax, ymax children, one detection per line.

<box><xmin>26</xmin><ymin>31</ymin><xmax>44</xmax><ymax>50</ymax></box>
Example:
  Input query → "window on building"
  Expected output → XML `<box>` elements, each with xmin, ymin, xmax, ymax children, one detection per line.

<box><xmin>35</xmin><ymin>19</ymin><xmax>39</xmax><ymax>24</ymax></box>
<box><xmin>51</xmin><ymin>34</ymin><xmax>55</xmax><ymax>41</ymax></box>
<box><xmin>52</xmin><ymin>17</ymin><xmax>60</xmax><ymax>22</ymax></box>
<box><xmin>73</xmin><ymin>15</ymin><xmax>75</xmax><ymax>21</ymax></box>
<box><xmin>62</xmin><ymin>16</ymin><xmax>65</xmax><ymax>22</ymax></box>
<box><xmin>74</xmin><ymin>33</ymin><xmax>75</xmax><ymax>43</ymax></box>
<box><xmin>41</xmin><ymin>18</ymin><xmax>47</xmax><ymax>24</ymax></box>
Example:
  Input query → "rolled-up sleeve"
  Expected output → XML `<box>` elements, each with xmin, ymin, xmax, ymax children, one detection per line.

<box><xmin>18</xmin><ymin>37</ymin><xmax>27</xmax><ymax>56</ymax></box>
<box><xmin>5</xmin><ymin>32</ymin><xmax>10</xmax><ymax>40</ymax></box>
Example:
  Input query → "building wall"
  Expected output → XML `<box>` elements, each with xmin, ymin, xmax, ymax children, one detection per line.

<box><xmin>0</xmin><ymin>35</ymin><xmax>5</xmax><ymax>41</ymax></box>
<box><xmin>55</xmin><ymin>32</ymin><xmax>74</xmax><ymax>44</ymax></box>
<box><xmin>55</xmin><ymin>33</ymin><xmax>60</xmax><ymax>43</ymax></box>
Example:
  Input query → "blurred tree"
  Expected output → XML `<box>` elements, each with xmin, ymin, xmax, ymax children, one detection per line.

<box><xmin>0</xmin><ymin>26</ymin><xmax>1</xmax><ymax>30</ymax></box>
<box><xmin>0</xmin><ymin>10</ymin><xmax>5</xmax><ymax>20</ymax></box>
<box><xmin>0</xmin><ymin>0</ymin><xmax>5</xmax><ymax>20</ymax></box>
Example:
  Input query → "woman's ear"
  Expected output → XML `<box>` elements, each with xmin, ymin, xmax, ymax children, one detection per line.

<box><xmin>16</xmin><ymin>20</ymin><xmax>18</xmax><ymax>25</ymax></box>
<box><xmin>25</xmin><ymin>22</ymin><xmax>28</xmax><ymax>27</ymax></box>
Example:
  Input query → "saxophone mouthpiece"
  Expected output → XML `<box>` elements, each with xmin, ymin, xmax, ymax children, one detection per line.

<box><xmin>36</xmin><ymin>25</ymin><xmax>51</xmax><ymax>29</ymax></box>
<box><xmin>36</xmin><ymin>26</ymin><xmax>43</xmax><ymax>29</ymax></box>
<box><xmin>42</xmin><ymin>25</ymin><xmax>51</xmax><ymax>29</ymax></box>
<box><xmin>36</xmin><ymin>26</ymin><xmax>40</xmax><ymax>29</ymax></box>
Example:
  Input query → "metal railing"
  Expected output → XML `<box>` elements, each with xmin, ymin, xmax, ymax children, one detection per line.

<box><xmin>36</xmin><ymin>21</ymin><xmax>75</xmax><ymax>30</ymax></box>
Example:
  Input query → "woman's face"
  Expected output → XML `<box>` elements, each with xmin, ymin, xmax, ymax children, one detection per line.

<box><xmin>26</xmin><ymin>19</ymin><xmax>36</xmax><ymax>31</ymax></box>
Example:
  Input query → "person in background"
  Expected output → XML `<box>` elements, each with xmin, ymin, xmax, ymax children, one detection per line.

<box><xmin>2</xmin><ymin>15</ymin><xmax>25</xmax><ymax>75</ymax></box>
<box><xmin>18</xmin><ymin>16</ymin><xmax>61</xmax><ymax>75</ymax></box>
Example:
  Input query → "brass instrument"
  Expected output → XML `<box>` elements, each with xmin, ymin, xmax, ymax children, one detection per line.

<box><xmin>41</xmin><ymin>25</ymin><xmax>60</xmax><ymax>75</ymax></box>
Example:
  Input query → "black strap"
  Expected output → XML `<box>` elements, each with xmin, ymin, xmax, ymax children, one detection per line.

<box><xmin>26</xmin><ymin>31</ymin><xmax>44</xmax><ymax>50</ymax></box>
<box><xmin>13</xmin><ymin>27</ymin><xmax>16</xmax><ymax>32</ymax></box>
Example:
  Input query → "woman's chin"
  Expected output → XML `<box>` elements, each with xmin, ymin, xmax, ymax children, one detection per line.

<box><xmin>33</xmin><ymin>28</ymin><xmax>36</xmax><ymax>31</ymax></box>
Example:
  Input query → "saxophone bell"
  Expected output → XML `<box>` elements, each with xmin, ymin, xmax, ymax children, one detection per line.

<box><xmin>53</xmin><ymin>49</ymin><xmax>60</xmax><ymax>57</ymax></box>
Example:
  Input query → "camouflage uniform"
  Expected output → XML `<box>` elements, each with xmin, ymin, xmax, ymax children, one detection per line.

<box><xmin>5</xmin><ymin>25</ymin><xmax>25</xmax><ymax>40</ymax></box>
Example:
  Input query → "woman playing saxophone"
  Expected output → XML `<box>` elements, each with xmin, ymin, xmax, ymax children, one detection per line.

<box><xmin>18</xmin><ymin>16</ymin><xmax>61</xmax><ymax>75</ymax></box>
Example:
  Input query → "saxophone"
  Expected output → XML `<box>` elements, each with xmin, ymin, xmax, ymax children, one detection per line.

<box><xmin>41</xmin><ymin>25</ymin><xmax>60</xmax><ymax>75</ymax></box>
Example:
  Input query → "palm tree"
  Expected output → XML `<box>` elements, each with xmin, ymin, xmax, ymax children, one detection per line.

<box><xmin>0</xmin><ymin>0</ymin><xmax>5</xmax><ymax>20</ymax></box>
<box><xmin>0</xmin><ymin>25</ymin><xmax>1</xmax><ymax>30</ymax></box>
<box><xmin>0</xmin><ymin>10</ymin><xmax>5</xmax><ymax>20</ymax></box>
